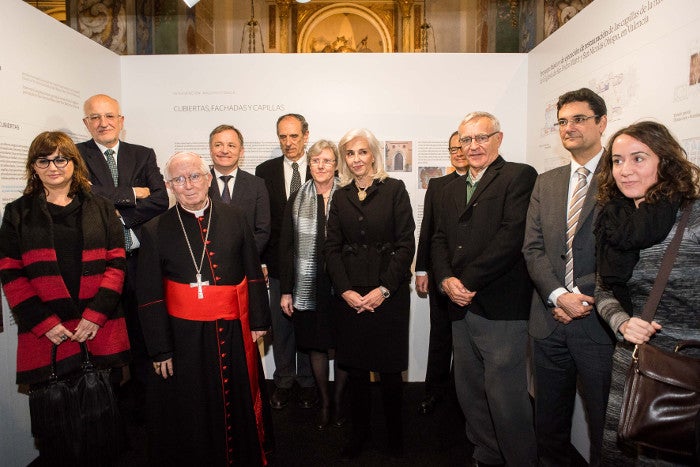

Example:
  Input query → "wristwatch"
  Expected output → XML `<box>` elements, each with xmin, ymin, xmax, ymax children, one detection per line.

<box><xmin>379</xmin><ymin>286</ymin><xmax>391</xmax><ymax>298</ymax></box>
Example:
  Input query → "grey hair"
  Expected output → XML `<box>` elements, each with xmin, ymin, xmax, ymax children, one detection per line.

<box><xmin>459</xmin><ymin>111</ymin><xmax>501</xmax><ymax>132</ymax></box>
<box><xmin>164</xmin><ymin>152</ymin><xmax>209</xmax><ymax>180</ymax></box>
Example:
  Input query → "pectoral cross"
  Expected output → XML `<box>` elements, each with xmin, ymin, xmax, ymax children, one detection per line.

<box><xmin>190</xmin><ymin>273</ymin><xmax>210</xmax><ymax>299</ymax></box>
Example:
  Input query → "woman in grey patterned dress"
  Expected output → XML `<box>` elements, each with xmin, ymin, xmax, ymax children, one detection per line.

<box><xmin>594</xmin><ymin>121</ymin><xmax>700</xmax><ymax>466</ymax></box>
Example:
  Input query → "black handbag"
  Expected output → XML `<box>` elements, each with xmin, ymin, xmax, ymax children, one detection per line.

<box><xmin>617</xmin><ymin>206</ymin><xmax>700</xmax><ymax>457</ymax></box>
<box><xmin>29</xmin><ymin>341</ymin><xmax>124</xmax><ymax>464</ymax></box>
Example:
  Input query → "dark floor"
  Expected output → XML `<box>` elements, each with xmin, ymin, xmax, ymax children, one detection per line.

<box><xmin>36</xmin><ymin>380</ymin><xmax>587</xmax><ymax>466</ymax></box>
<box><xmin>110</xmin><ymin>380</ymin><xmax>471</xmax><ymax>466</ymax></box>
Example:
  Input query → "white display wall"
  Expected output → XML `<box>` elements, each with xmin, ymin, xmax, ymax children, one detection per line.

<box><xmin>120</xmin><ymin>51</ymin><xmax>528</xmax><ymax>381</ymax></box>
<box><xmin>1</xmin><ymin>0</ymin><xmax>698</xmax><ymax>465</ymax></box>
<box><xmin>0</xmin><ymin>2</ymin><xmax>121</xmax><ymax>465</ymax></box>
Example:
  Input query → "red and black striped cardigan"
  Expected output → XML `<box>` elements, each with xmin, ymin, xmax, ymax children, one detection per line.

<box><xmin>0</xmin><ymin>190</ymin><xmax>130</xmax><ymax>385</ymax></box>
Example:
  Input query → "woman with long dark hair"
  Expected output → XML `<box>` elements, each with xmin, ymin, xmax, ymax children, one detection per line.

<box><xmin>595</xmin><ymin>121</ymin><xmax>700</xmax><ymax>465</ymax></box>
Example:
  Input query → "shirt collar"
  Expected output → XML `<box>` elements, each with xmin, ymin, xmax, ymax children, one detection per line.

<box><xmin>572</xmin><ymin>148</ymin><xmax>603</xmax><ymax>177</ymax></box>
<box><xmin>284</xmin><ymin>155</ymin><xmax>307</xmax><ymax>168</ymax></box>
<box><xmin>95</xmin><ymin>140</ymin><xmax>120</xmax><ymax>156</ymax></box>
<box><xmin>213</xmin><ymin>166</ymin><xmax>238</xmax><ymax>179</ymax></box>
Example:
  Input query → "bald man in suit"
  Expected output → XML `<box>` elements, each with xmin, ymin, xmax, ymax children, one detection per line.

<box><xmin>78</xmin><ymin>93</ymin><xmax>169</xmax><ymax>422</ymax></box>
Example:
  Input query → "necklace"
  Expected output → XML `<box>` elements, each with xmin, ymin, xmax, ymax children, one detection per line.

<box><xmin>356</xmin><ymin>182</ymin><xmax>369</xmax><ymax>201</ymax></box>
<box><xmin>175</xmin><ymin>200</ymin><xmax>213</xmax><ymax>299</ymax></box>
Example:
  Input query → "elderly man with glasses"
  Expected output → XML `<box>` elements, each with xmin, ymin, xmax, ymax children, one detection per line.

<box><xmin>432</xmin><ymin>112</ymin><xmax>538</xmax><ymax>467</ymax></box>
<box><xmin>136</xmin><ymin>152</ymin><xmax>273</xmax><ymax>466</ymax></box>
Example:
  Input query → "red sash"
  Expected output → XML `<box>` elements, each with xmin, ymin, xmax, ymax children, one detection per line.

<box><xmin>164</xmin><ymin>278</ymin><xmax>248</xmax><ymax>321</ymax></box>
<box><xmin>163</xmin><ymin>278</ymin><xmax>268</xmax><ymax>465</ymax></box>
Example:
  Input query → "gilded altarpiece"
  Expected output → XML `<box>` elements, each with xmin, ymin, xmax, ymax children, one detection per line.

<box><xmin>270</xmin><ymin>1</ymin><xmax>412</xmax><ymax>53</ymax></box>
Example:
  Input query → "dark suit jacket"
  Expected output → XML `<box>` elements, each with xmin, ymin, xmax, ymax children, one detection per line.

<box><xmin>523</xmin><ymin>160</ymin><xmax>614</xmax><ymax>343</ymax></box>
<box><xmin>255</xmin><ymin>156</ymin><xmax>310</xmax><ymax>278</ymax></box>
<box><xmin>324</xmin><ymin>178</ymin><xmax>415</xmax><ymax>295</ymax></box>
<box><xmin>431</xmin><ymin>156</ymin><xmax>537</xmax><ymax>321</ymax></box>
<box><xmin>416</xmin><ymin>171</ymin><xmax>461</xmax><ymax>284</ymax></box>
<box><xmin>208</xmin><ymin>168</ymin><xmax>271</xmax><ymax>255</ymax></box>
<box><xmin>77</xmin><ymin>139</ymin><xmax>168</xmax><ymax>241</ymax></box>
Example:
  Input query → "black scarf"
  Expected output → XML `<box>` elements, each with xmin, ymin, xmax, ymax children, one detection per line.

<box><xmin>595</xmin><ymin>196</ymin><xmax>680</xmax><ymax>314</ymax></box>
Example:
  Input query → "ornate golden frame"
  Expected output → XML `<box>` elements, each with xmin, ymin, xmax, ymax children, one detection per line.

<box><xmin>296</xmin><ymin>2</ymin><xmax>395</xmax><ymax>53</ymax></box>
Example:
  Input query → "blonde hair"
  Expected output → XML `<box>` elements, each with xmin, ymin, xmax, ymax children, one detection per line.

<box><xmin>337</xmin><ymin>128</ymin><xmax>388</xmax><ymax>186</ymax></box>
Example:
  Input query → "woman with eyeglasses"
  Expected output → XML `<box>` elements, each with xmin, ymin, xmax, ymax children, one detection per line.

<box><xmin>279</xmin><ymin>139</ymin><xmax>349</xmax><ymax>431</ymax></box>
<box><xmin>324</xmin><ymin>128</ymin><xmax>415</xmax><ymax>460</ymax></box>
<box><xmin>0</xmin><ymin>131</ymin><xmax>129</xmax><ymax>464</ymax></box>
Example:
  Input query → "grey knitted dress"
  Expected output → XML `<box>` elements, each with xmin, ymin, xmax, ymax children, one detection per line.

<box><xmin>595</xmin><ymin>200</ymin><xmax>700</xmax><ymax>466</ymax></box>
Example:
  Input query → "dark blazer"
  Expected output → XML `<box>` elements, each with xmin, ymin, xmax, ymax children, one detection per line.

<box><xmin>77</xmin><ymin>139</ymin><xmax>168</xmax><ymax>241</ymax></box>
<box><xmin>324</xmin><ymin>177</ymin><xmax>415</xmax><ymax>372</ymax></box>
<box><xmin>431</xmin><ymin>156</ymin><xmax>537</xmax><ymax>321</ymax></box>
<box><xmin>255</xmin><ymin>156</ymin><xmax>310</xmax><ymax>278</ymax></box>
<box><xmin>523</xmin><ymin>161</ymin><xmax>614</xmax><ymax>343</ymax></box>
<box><xmin>208</xmin><ymin>168</ymin><xmax>271</xmax><ymax>255</ymax></box>
<box><xmin>324</xmin><ymin>177</ymin><xmax>415</xmax><ymax>295</ymax></box>
<box><xmin>416</xmin><ymin>171</ymin><xmax>461</xmax><ymax>281</ymax></box>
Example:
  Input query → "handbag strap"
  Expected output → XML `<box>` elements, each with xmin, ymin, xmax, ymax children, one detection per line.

<box><xmin>49</xmin><ymin>341</ymin><xmax>93</xmax><ymax>378</ymax></box>
<box><xmin>640</xmin><ymin>205</ymin><xmax>691</xmax><ymax>323</ymax></box>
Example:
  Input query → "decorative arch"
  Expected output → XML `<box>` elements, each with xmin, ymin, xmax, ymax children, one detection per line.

<box><xmin>297</xmin><ymin>3</ymin><xmax>393</xmax><ymax>53</ymax></box>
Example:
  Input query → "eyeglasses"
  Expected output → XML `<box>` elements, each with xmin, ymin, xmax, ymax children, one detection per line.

<box><xmin>309</xmin><ymin>158</ymin><xmax>336</xmax><ymax>167</ymax></box>
<box><xmin>35</xmin><ymin>156</ymin><xmax>71</xmax><ymax>169</ymax></box>
<box><xmin>169</xmin><ymin>173</ymin><xmax>206</xmax><ymax>186</ymax></box>
<box><xmin>84</xmin><ymin>113</ymin><xmax>122</xmax><ymax>124</ymax></box>
<box><xmin>459</xmin><ymin>131</ymin><xmax>499</xmax><ymax>147</ymax></box>
<box><xmin>448</xmin><ymin>146</ymin><xmax>461</xmax><ymax>154</ymax></box>
<box><xmin>556</xmin><ymin>115</ymin><xmax>598</xmax><ymax>127</ymax></box>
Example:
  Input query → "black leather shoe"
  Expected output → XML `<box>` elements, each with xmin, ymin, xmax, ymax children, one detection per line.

<box><xmin>418</xmin><ymin>394</ymin><xmax>439</xmax><ymax>415</ymax></box>
<box><xmin>316</xmin><ymin>406</ymin><xmax>330</xmax><ymax>431</ymax></box>
<box><xmin>270</xmin><ymin>387</ymin><xmax>291</xmax><ymax>410</ymax></box>
<box><xmin>298</xmin><ymin>387</ymin><xmax>319</xmax><ymax>409</ymax></box>
<box><xmin>332</xmin><ymin>413</ymin><xmax>347</xmax><ymax>428</ymax></box>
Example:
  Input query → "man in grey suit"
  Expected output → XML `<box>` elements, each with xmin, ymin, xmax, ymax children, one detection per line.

<box><xmin>78</xmin><ymin>93</ymin><xmax>169</xmax><ymax>421</ymax></box>
<box><xmin>207</xmin><ymin>124</ymin><xmax>271</xmax><ymax>255</ymax></box>
<box><xmin>523</xmin><ymin>88</ymin><xmax>615</xmax><ymax>466</ymax></box>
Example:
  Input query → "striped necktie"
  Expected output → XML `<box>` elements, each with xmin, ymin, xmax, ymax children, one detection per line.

<box><xmin>105</xmin><ymin>149</ymin><xmax>133</xmax><ymax>251</ymax></box>
<box><xmin>290</xmin><ymin>162</ymin><xmax>301</xmax><ymax>195</ymax></box>
<box><xmin>565</xmin><ymin>166</ymin><xmax>590</xmax><ymax>290</ymax></box>
<box><xmin>104</xmin><ymin>149</ymin><xmax>118</xmax><ymax>185</ymax></box>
